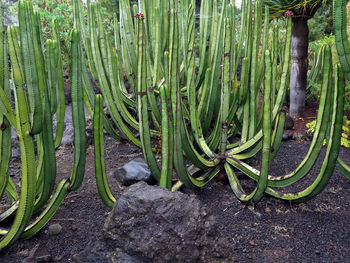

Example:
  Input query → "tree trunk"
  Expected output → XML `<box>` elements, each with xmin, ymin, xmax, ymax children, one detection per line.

<box><xmin>289</xmin><ymin>17</ymin><xmax>309</xmax><ymax>118</ymax></box>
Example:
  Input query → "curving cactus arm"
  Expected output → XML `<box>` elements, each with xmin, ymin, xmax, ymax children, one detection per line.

<box><xmin>0</xmin><ymin>7</ymin><xmax>11</xmax><ymax>200</ymax></box>
<box><xmin>334</xmin><ymin>0</ymin><xmax>350</xmax><ymax>80</ymax></box>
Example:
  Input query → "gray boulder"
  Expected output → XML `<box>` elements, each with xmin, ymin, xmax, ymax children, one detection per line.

<box><xmin>57</xmin><ymin>105</ymin><xmax>92</xmax><ymax>146</ymax></box>
<box><xmin>103</xmin><ymin>182</ymin><xmax>234</xmax><ymax>263</ymax></box>
<box><xmin>113</xmin><ymin>158</ymin><xmax>152</xmax><ymax>186</ymax></box>
<box><xmin>58</xmin><ymin>105</ymin><xmax>75</xmax><ymax>146</ymax></box>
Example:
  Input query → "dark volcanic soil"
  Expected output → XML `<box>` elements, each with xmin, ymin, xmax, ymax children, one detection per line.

<box><xmin>198</xmin><ymin>142</ymin><xmax>350</xmax><ymax>263</ymax></box>
<box><xmin>1</xmin><ymin>135</ymin><xmax>350</xmax><ymax>262</ymax></box>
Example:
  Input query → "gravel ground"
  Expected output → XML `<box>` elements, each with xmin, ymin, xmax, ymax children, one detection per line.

<box><xmin>198</xmin><ymin>141</ymin><xmax>350</xmax><ymax>262</ymax></box>
<box><xmin>1</xmin><ymin>138</ymin><xmax>350</xmax><ymax>262</ymax></box>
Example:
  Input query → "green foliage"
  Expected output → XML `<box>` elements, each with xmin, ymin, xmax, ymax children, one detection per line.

<box><xmin>9</xmin><ymin>0</ymin><xmax>117</xmax><ymax>73</ymax></box>
<box><xmin>309</xmin><ymin>34</ymin><xmax>336</xmax><ymax>53</ymax></box>
<box><xmin>307</xmin><ymin>36</ymin><xmax>350</xmax><ymax>110</ymax></box>
<box><xmin>263</xmin><ymin>0</ymin><xmax>328</xmax><ymax>18</ymax></box>
<box><xmin>36</xmin><ymin>0</ymin><xmax>73</xmax><ymax>73</ymax></box>
<box><xmin>308</xmin><ymin>5</ymin><xmax>333</xmax><ymax>42</ymax></box>
<box><xmin>306</xmin><ymin>116</ymin><xmax>350</xmax><ymax>147</ymax></box>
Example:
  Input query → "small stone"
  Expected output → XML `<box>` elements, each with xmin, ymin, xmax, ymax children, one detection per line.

<box><xmin>109</xmin><ymin>251</ymin><xmax>141</xmax><ymax>263</ymax></box>
<box><xmin>248</xmin><ymin>205</ymin><xmax>255</xmax><ymax>211</ymax></box>
<box><xmin>28</xmin><ymin>244</ymin><xmax>40</xmax><ymax>259</ymax></box>
<box><xmin>248</xmin><ymin>206</ymin><xmax>261</xmax><ymax>218</ymax></box>
<box><xmin>254</xmin><ymin>212</ymin><xmax>262</xmax><ymax>218</ymax></box>
<box><xmin>249</xmin><ymin>240</ymin><xmax>258</xmax><ymax>246</ymax></box>
<box><xmin>284</xmin><ymin>115</ymin><xmax>294</xmax><ymax>129</ymax></box>
<box><xmin>113</xmin><ymin>158</ymin><xmax>152</xmax><ymax>185</ymax></box>
<box><xmin>204</xmin><ymin>220</ymin><xmax>211</xmax><ymax>228</ymax></box>
<box><xmin>293</xmin><ymin>133</ymin><xmax>304</xmax><ymax>141</ymax></box>
<box><xmin>58</xmin><ymin>105</ymin><xmax>91</xmax><ymax>146</ymax></box>
<box><xmin>47</xmin><ymin>223</ymin><xmax>62</xmax><ymax>235</ymax></box>
<box><xmin>282</xmin><ymin>133</ymin><xmax>293</xmax><ymax>141</ymax></box>
<box><xmin>16</xmin><ymin>249</ymin><xmax>29</xmax><ymax>257</ymax></box>
<box><xmin>36</xmin><ymin>255</ymin><xmax>52</xmax><ymax>263</ymax></box>
<box><xmin>53</xmin><ymin>256</ymin><xmax>63</xmax><ymax>261</ymax></box>
<box><xmin>72</xmin><ymin>253</ymin><xmax>79</xmax><ymax>261</ymax></box>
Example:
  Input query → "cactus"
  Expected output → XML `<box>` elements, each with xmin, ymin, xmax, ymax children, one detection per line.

<box><xmin>0</xmin><ymin>1</ymin><xmax>86</xmax><ymax>249</ymax></box>
<box><xmin>87</xmin><ymin>0</ymin><xmax>286</xmax><ymax>191</ymax></box>
<box><xmin>334</xmin><ymin>0</ymin><xmax>350</xmax><ymax>179</ymax></box>
<box><xmin>85</xmin><ymin>0</ymin><xmax>346</xmax><ymax>206</ymax></box>
<box><xmin>0</xmin><ymin>0</ymin><xmax>348</xmax><ymax>249</ymax></box>
<box><xmin>0</xmin><ymin>6</ymin><xmax>11</xmax><ymax>201</ymax></box>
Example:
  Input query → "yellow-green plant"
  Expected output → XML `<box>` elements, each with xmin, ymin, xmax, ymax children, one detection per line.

<box><xmin>307</xmin><ymin>116</ymin><xmax>350</xmax><ymax>147</ymax></box>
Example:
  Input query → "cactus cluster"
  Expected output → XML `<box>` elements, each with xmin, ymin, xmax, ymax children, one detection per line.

<box><xmin>80</xmin><ymin>0</ymin><xmax>345</xmax><ymax>205</ymax></box>
<box><xmin>334</xmin><ymin>0</ymin><xmax>350</xmax><ymax>180</ymax></box>
<box><xmin>0</xmin><ymin>1</ymin><xmax>86</xmax><ymax>249</ymax></box>
<box><xmin>0</xmin><ymin>0</ymin><xmax>349</xmax><ymax>250</ymax></box>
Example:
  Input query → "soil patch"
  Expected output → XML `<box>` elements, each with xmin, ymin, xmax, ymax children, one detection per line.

<box><xmin>285</xmin><ymin>98</ymin><xmax>318</xmax><ymax>137</ymax></box>
<box><xmin>1</xmin><ymin>136</ymin><xmax>350</xmax><ymax>262</ymax></box>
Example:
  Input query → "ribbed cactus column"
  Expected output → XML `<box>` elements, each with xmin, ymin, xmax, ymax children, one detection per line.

<box><xmin>0</xmin><ymin>0</ymin><xmax>87</xmax><ymax>249</ymax></box>
<box><xmin>334</xmin><ymin>0</ymin><xmax>350</xmax><ymax>179</ymax></box>
<box><xmin>0</xmin><ymin>5</ymin><xmax>11</xmax><ymax>200</ymax></box>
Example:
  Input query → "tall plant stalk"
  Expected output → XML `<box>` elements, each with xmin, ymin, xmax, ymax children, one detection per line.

<box><xmin>0</xmin><ymin>0</ymin><xmax>348</xmax><ymax>250</ymax></box>
<box><xmin>87</xmin><ymin>0</ymin><xmax>345</xmax><ymax>205</ymax></box>
<box><xmin>0</xmin><ymin>0</ymin><xmax>87</xmax><ymax>249</ymax></box>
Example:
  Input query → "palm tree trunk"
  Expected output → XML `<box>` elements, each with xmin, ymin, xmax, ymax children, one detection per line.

<box><xmin>289</xmin><ymin>17</ymin><xmax>309</xmax><ymax>117</ymax></box>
